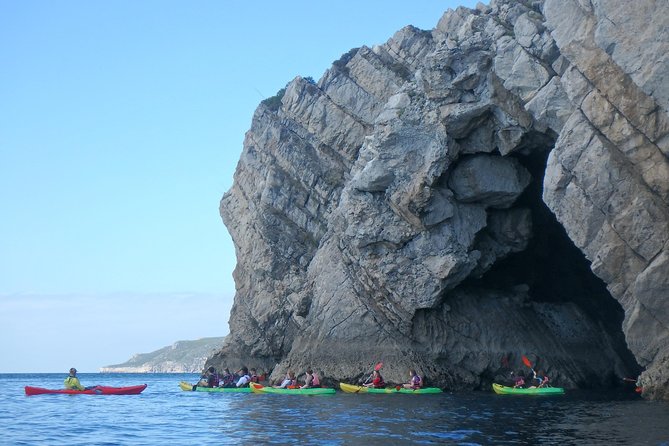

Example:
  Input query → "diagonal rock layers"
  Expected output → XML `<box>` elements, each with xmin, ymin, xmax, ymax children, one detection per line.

<box><xmin>211</xmin><ymin>0</ymin><xmax>669</xmax><ymax>398</ymax></box>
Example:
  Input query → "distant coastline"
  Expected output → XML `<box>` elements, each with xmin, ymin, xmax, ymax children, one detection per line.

<box><xmin>100</xmin><ymin>337</ymin><xmax>225</xmax><ymax>373</ymax></box>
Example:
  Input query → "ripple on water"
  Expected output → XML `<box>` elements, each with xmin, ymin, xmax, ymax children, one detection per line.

<box><xmin>2</xmin><ymin>375</ymin><xmax>669</xmax><ymax>445</ymax></box>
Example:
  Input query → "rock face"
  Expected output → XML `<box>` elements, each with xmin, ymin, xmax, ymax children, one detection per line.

<box><xmin>101</xmin><ymin>337</ymin><xmax>225</xmax><ymax>373</ymax></box>
<box><xmin>211</xmin><ymin>0</ymin><xmax>669</xmax><ymax>399</ymax></box>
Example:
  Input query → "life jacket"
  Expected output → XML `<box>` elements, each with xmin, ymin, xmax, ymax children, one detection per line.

<box><xmin>250</xmin><ymin>374</ymin><xmax>260</xmax><ymax>383</ymax></box>
<box><xmin>64</xmin><ymin>376</ymin><xmax>84</xmax><ymax>391</ymax></box>
<box><xmin>221</xmin><ymin>373</ymin><xmax>235</xmax><ymax>386</ymax></box>
<box><xmin>311</xmin><ymin>374</ymin><xmax>320</xmax><ymax>387</ymax></box>
<box><xmin>210</xmin><ymin>373</ymin><xmax>220</xmax><ymax>387</ymax></box>
<box><xmin>411</xmin><ymin>375</ymin><xmax>422</xmax><ymax>388</ymax></box>
<box><xmin>372</xmin><ymin>376</ymin><xmax>385</xmax><ymax>388</ymax></box>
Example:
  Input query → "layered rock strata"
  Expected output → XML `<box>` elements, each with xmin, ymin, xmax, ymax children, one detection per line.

<box><xmin>211</xmin><ymin>0</ymin><xmax>669</xmax><ymax>399</ymax></box>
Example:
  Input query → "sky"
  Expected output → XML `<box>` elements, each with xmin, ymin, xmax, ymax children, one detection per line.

<box><xmin>0</xmin><ymin>0</ymin><xmax>479</xmax><ymax>373</ymax></box>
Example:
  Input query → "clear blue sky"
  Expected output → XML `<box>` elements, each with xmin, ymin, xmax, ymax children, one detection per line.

<box><xmin>0</xmin><ymin>0</ymin><xmax>479</xmax><ymax>372</ymax></box>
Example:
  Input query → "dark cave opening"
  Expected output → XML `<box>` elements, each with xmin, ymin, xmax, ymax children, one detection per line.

<box><xmin>463</xmin><ymin>134</ymin><xmax>641</xmax><ymax>377</ymax></box>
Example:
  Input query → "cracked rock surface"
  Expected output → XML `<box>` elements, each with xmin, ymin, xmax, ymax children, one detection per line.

<box><xmin>210</xmin><ymin>0</ymin><xmax>669</xmax><ymax>399</ymax></box>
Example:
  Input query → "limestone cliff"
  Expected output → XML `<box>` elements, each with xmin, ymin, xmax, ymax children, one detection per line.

<box><xmin>211</xmin><ymin>0</ymin><xmax>669</xmax><ymax>399</ymax></box>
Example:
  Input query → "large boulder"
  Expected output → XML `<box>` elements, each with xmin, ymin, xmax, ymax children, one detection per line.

<box><xmin>211</xmin><ymin>0</ymin><xmax>669</xmax><ymax>399</ymax></box>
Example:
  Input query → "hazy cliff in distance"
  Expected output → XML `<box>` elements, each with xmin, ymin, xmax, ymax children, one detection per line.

<box><xmin>101</xmin><ymin>337</ymin><xmax>225</xmax><ymax>373</ymax></box>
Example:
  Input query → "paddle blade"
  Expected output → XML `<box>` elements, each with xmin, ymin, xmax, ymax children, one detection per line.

<box><xmin>522</xmin><ymin>355</ymin><xmax>532</xmax><ymax>368</ymax></box>
<box><xmin>374</xmin><ymin>362</ymin><xmax>383</xmax><ymax>371</ymax></box>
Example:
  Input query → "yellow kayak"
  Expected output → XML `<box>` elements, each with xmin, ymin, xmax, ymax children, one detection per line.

<box><xmin>179</xmin><ymin>381</ymin><xmax>252</xmax><ymax>393</ymax></box>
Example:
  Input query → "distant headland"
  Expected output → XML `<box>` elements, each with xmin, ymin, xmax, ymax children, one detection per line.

<box><xmin>100</xmin><ymin>337</ymin><xmax>225</xmax><ymax>373</ymax></box>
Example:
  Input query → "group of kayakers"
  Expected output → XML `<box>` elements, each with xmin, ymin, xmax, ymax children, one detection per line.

<box><xmin>62</xmin><ymin>359</ymin><xmax>556</xmax><ymax>393</ymax></box>
<box><xmin>273</xmin><ymin>368</ymin><xmax>322</xmax><ymax>389</ymax></box>
<box><xmin>363</xmin><ymin>368</ymin><xmax>425</xmax><ymax>390</ymax></box>
<box><xmin>196</xmin><ymin>366</ymin><xmax>262</xmax><ymax>389</ymax></box>
<box><xmin>198</xmin><ymin>364</ymin><xmax>427</xmax><ymax>391</ymax></box>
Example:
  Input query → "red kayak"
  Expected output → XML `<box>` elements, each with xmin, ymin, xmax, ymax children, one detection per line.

<box><xmin>25</xmin><ymin>384</ymin><xmax>147</xmax><ymax>396</ymax></box>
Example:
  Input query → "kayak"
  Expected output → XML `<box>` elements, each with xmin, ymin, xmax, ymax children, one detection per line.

<box><xmin>492</xmin><ymin>383</ymin><xmax>565</xmax><ymax>395</ymax></box>
<box><xmin>25</xmin><ymin>384</ymin><xmax>147</xmax><ymax>396</ymax></box>
<box><xmin>250</xmin><ymin>382</ymin><xmax>335</xmax><ymax>395</ymax></box>
<box><xmin>339</xmin><ymin>383</ymin><xmax>443</xmax><ymax>394</ymax></box>
<box><xmin>179</xmin><ymin>381</ymin><xmax>252</xmax><ymax>393</ymax></box>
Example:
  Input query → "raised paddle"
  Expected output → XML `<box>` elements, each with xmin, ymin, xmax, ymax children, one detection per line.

<box><xmin>523</xmin><ymin>355</ymin><xmax>546</xmax><ymax>387</ymax></box>
<box><xmin>522</xmin><ymin>355</ymin><xmax>536</xmax><ymax>376</ymax></box>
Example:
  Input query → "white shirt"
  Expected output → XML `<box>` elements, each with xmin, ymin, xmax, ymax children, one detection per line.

<box><xmin>236</xmin><ymin>374</ymin><xmax>251</xmax><ymax>387</ymax></box>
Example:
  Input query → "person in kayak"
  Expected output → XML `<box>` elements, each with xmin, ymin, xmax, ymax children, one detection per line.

<box><xmin>536</xmin><ymin>370</ymin><xmax>550</xmax><ymax>388</ymax></box>
<box><xmin>64</xmin><ymin>368</ymin><xmax>85</xmax><ymax>390</ymax></box>
<box><xmin>274</xmin><ymin>370</ymin><xmax>297</xmax><ymax>388</ymax></box>
<box><xmin>220</xmin><ymin>368</ymin><xmax>236</xmax><ymax>387</ymax></box>
<box><xmin>511</xmin><ymin>371</ymin><xmax>525</xmax><ymax>388</ymax></box>
<box><xmin>199</xmin><ymin>367</ymin><xmax>220</xmax><ymax>388</ymax></box>
<box><xmin>301</xmin><ymin>368</ymin><xmax>321</xmax><ymax>389</ymax></box>
<box><xmin>527</xmin><ymin>369</ymin><xmax>549</xmax><ymax>388</ymax></box>
<box><xmin>249</xmin><ymin>368</ymin><xmax>261</xmax><ymax>384</ymax></box>
<box><xmin>236</xmin><ymin>367</ymin><xmax>252</xmax><ymax>387</ymax></box>
<box><xmin>403</xmin><ymin>369</ymin><xmax>423</xmax><ymax>389</ymax></box>
<box><xmin>363</xmin><ymin>370</ymin><xmax>385</xmax><ymax>388</ymax></box>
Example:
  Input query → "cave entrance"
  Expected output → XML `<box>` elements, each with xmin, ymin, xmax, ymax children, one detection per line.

<box><xmin>465</xmin><ymin>132</ymin><xmax>641</xmax><ymax>380</ymax></box>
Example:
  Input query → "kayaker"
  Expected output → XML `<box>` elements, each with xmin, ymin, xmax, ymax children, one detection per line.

<box><xmin>536</xmin><ymin>370</ymin><xmax>549</xmax><ymax>388</ymax></box>
<box><xmin>403</xmin><ymin>369</ymin><xmax>422</xmax><ymax>389</ymax></box>
<box><xmin>274</xmin><ymin>370</ymin><xmax>297</xmax><ymax>388</ymax></box>
<box><xmin>511</xmin><ymin>371</ymin><xmax>525</xmax><ymax>388</ymax></box>
<box><xmin>202</xmin><ymin>367</ymin><xmax>220</xmax><ymax>387</ymax></box>
<box><xmin>64</xmin><ymin>368</ymin><xmax>85</xmax><ymax>391</ymax></box>
<box><xmin>235</xmin><ymin>366</ymin><xmax>252</xmax><ymax>387</ymax></box>
<box><xmin>301</xmin><ymin>368</ymin><xmax>321</xmax><ymax>389</ymax></box>
<box><xmin>363</xmin><ymin>370</ymin><xmax>385</xmax><ymax>388</ymax></box>
<box><xmin>527</xmin><ymin>369</ymin><xmax>548</xmax><ymax>388</ymax></box>
<box><xmin>220</xmin><ymin>368</ymin><xmax>236</xmax><ymax>387</ymax></box>
<box><xmin>249</xmin><ymin>368</ymin><xmax>261</xmax><ymax>384</ymax></box>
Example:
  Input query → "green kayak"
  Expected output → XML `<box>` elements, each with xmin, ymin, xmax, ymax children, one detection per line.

<box><xmin>492</xmin><ymin>383</ymin><xmax>564</xmax><ymax>395</ymax></box>
<box><xmin>340</xmin><ymin>383</ymin><xmax>443</xmax><ymax>394</ymax></box>
<box><xmin>250</xmin><ymin>382</ymin><xmax>335</xmax><ymax>395</ymax></box>
<box><xmin>179</xmin><ymin>381</ymin><xmax>252</xmax><ymax>393</ymax></box>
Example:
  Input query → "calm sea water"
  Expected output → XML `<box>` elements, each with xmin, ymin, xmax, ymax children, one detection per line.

<box><xmin>1</xmin><ymin>373</ymin><xmax>668</xmax><ymax>445</ymax></box>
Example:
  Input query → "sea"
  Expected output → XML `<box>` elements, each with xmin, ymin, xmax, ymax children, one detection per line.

<box><xmin>1</xmin><ymin>373</ymin><xmax>668</xmax><ymax>445</ymax></box>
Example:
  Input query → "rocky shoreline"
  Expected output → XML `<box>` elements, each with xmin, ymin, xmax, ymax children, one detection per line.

<box><xmin>210</xmin><ymin>0</ymin><xmax>669</xmax><ymax>399</ymax></box>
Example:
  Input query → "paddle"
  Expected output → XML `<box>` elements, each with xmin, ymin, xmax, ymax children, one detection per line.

<box><xmin>523</xmin><ymin>355</ymin><xmax>547</xmax><ymax>387</ymax></box>
<box><xmin>521</xmin><ymin>355</ymin><xmax>534</xmax><ymax>371</ymax></box>
<box><xmin>362</xmin><ymin>362</ymin><xmax>383</xmax><ymax>383</ymax></box>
